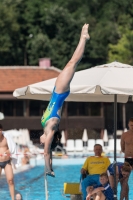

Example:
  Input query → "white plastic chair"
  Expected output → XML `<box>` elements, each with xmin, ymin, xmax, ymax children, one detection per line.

<box><xmin>95</xmin><ymin>139</ymin><xmax>104</xmax><ymax>147</ymax></box>
<box><xmin>87</xmin><ymin>139</ymin><xmax>95</xmax><ymax>152</ymax></box>
<box><xmin>117</xmin><ymin>130</ymin><xmax>123</xmax><ymax>136</ymax></box>
<box><xmin>116</xmin><ymin>139</ymin><xmax>121</xmax><ymax>153</ymax></box>
<box><xmin>66</xmin><ymin>139</ymin><xmax>75</xmax><ymax>152</ymax></box>
<box><xmin>75</xmin><ymin>139</ymin><xmax>84</xmax><ymax>152</ymax></box>
<box><xmin>108</xmin><ymin>139</ymin><xmax>114</xmax><ymax>152</ymax></box>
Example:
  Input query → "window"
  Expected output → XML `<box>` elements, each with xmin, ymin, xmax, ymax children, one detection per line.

<box><xmin>3</xmin><ymin>101</ymin><xmax>13</xmax><ymax>116</ymax></box>
<box><xmin>68</xmin><ymin>102</ymin><xmax>101</xmax><ymax>116</ymax></box>
<box><xmin>90</xmin><ymin>103</ymin><xmax>101</xmax><ymax>116</ymax></box>
<box><xmin>0</xmin><ymin>101</ymin><xmax>2</xmax><ymax>113</ymax></box>
<box><xmin>68</xmin><ymin>102</ymin><xmax>78</xmax><ymax>116</ymax></box>
<box><xmin>78</xmin><ymin>102</ymin><xmax>89</xmax><ymax>116</ymax></box>
<box><xmin>40</xmin><ymin>101</ymin><xmax>48</xmax><ymax>115</ymax></box>
<box><xmin>15</xmin><ymin>100</ymin><xmax>24</xmax><ymax>116</ymax></box>
<box><xmin>29</xmin><ymin>100</ymin><xmax>48</xmax><ymax>116</ymax></box>
<box><xmin>29</xmin><ymin>100</ymin><xmax>40</xmax><ymax>116</ymax></box>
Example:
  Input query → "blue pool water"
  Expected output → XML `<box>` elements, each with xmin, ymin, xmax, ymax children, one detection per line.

<box><xmin>0</xmin><ymin>158</ymin><xmax>133</xmax><ymax>200</ymax></box>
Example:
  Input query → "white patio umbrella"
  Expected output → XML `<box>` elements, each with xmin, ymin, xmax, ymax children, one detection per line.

<box><xmin>103</xmin><ymin>129</ymin><xmax>108</xmax><ymax>146</ymax></box>
<box><xmin>13</xmin><ymin>61</ymin><xmax>133</xmax><ymax>103</ymax></box>
<box><xmin>82</xmin><ymin>129</ymin><xmax>88</xmax><ymax>148</ymax></box>
<box><xmin>61</xmin><ymin>130</ymin><xmax>66</xmax><ymax>145</ymax></box>
<box><xmin>13</xmin><ymin>61</ymin><xmax>133</xmax><ymax>200</ymax></box>
<box><xmin>82</xmin><ymin>129</ymin><xmax>88</xmax><ymax>142</ymax></box>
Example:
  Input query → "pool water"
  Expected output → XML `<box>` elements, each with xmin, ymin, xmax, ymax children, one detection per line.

<box><xmin>0</xmin><ymin>160</ymin><xmax>133</xmax><ymax>200</ymax></box>
<box><xmin>0</xmin><ymin>166</ymin><xmax>45</xmax><ymax>200</ymax></box>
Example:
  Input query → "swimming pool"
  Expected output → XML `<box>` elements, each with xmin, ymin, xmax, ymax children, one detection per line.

<box><xmin>0</xmin><ymin>158</ymin><xmax>133</xmax><ymax>200</ymax></box>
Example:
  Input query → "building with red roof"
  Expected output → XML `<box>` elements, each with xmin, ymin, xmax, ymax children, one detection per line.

<box><xmin>0</xmin><ymin>64</ymin><xmax>104</xmax><ymax>142</ymax></box>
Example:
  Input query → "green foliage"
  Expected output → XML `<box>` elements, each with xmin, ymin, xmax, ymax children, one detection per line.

<box><xmin>0</xmin><ymin>0</ymin><xmax>133</xmax><ymax>68</ymax></box>
<box><xmin>26</xmin><ymin>4</ymin><xmax>86</xmax><ymax>68</ymax></box>
<box><xmin>108</xmin><ymin>29</ymin><xmax>133</xmax><ymax>64</ymax></box>
<box><xmin>0</xmin><ymin>0</ymin><xmax>20</xmax><ymax>64</ymax></box>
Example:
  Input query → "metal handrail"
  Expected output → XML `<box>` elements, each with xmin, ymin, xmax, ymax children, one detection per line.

<box><xmin>44</xmin><ymin>173</ymin><xmax>49</xmax><ymax>200</ymax></box>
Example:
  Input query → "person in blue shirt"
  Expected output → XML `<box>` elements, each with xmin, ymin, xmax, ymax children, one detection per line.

<box><xmin>40</xmin><ymin>24</ymin><xmax>90</xmax><ymax>177</ymax></box>
<box><xmin>86</xmin><ymin>172</ymin><xmax>114</xmax><ymax>200</ymax></box>
<box><xmin>107</xmin><ymin>162</ymin><xmax>131</xmax><ymax>200</ymax></box>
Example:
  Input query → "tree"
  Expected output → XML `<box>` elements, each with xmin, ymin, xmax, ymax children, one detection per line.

<box><xmin>0</xmin><ymin>0</ymin><xmax>20</xmax><ymax>65</ymax></box>
<box><xmin>26</xmin><ymin>4</ymin><xmax>86</xmax><ymax>69</ymax></box>
<box><xmin>0</xmin><ymin>0</ymin><xmax>133</xmax><ymax>68</ymax></box>
<box><xmin>108</xmin><ymin>29</ymin><xmax>133</xmax><ymax>65</ymax></box>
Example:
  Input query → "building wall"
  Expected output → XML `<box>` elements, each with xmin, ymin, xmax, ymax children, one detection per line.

<box><xmin>0</xmin><ymin>99</ymin><xmax>104</xmax><ymax>131</ymax></box>
<box><xmin>1</xmin><ymin>98</ymin><xmax>133</xmax><ymax>134</ymax></box>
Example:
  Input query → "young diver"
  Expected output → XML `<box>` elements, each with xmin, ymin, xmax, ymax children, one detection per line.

<box><xmin>40</xmin><ymin>24</ymin><xmax>90</xmax><ymax>177</ymax></box>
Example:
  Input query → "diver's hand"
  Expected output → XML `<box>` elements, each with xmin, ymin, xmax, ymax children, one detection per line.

<box><xmin>81</xmin><ymin>168</ymin><xmax>87</xmax><ymax>174</ymax></box>
<box><xmin>3</xmin><ymin>152</ymin><xmax>8</xmax><ymax>156</ymax></box>
<box><xmin>3</xmin><ymin>150</ymin><xmax>10</xmax><ymax>157</ymax></box>
<box><xmin>86</xmin><ymin>193</ymin><xmax>92</xmax><ymax>200</ymax></box>
<box><xmin>40</xmin><ymin>134</ymin><xmax>46</xmax><ymax>144</ymax></box>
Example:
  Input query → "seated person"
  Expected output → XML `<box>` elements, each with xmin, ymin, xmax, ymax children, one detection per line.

<box><xmin>86</xmin><ymin>173</ymin><xmax>114</xmax><ymax>200</ymax></box>
<box><xmin>21</xmin><ymin>146</ymin><xmax>31</xmax><ymax>165</ymax></box>
<box><xmin>80</xmin><ymin>144</ymin><xmax>110</xmax><ymax>200</ymax></box>
<box><xmin>107</xmin><ymin>161</ymin><xmax>131</xmax><ymax>200</ymax></box>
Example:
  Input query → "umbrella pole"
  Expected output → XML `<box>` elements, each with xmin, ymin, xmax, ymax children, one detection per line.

<box><xmin>114</xmin><ymin>94</ymin><xmax>117</xmax><ymax>200</ymax></box>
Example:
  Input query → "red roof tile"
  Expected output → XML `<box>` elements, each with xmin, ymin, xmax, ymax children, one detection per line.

<box><xmin>0</xmin><ymin>66</ymin><xmax>60</xmax><ymax>92</ymax></box>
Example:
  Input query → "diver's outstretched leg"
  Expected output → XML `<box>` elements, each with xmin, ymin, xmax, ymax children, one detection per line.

<box><xmin>55</xmin><ymin>23</ymin><xmax>90</xmax><ymax>94</ymax></box>
<box><xmin>45</xmin><ymin>150</ymin><xmax>55</xmax><ymax>177</ymax></box>
<box><xmin>43</xmin><ymin>131</ymin><xmax>55</xmax><ymax>176</ymax></box>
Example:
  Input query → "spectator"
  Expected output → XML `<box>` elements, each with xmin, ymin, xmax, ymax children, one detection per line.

<box><xmin>21</xmin><ymin>146</ymin><xmax>31</xmax><ymax>165</ymax></box>
<box><xmin>81</xmin><ymin>144</ymin><xmax>110</xmax><ymax>200</ymax></box>
<box><xmin>107</xmin><ymin>162</ymin><xmax>131</xmax><ymax>199</ymax></box>
<box><xmin>121</xmin><ymin>117</ymin><xmax>133</xmax><ymax>168</ymax></box>
<box><xmin>86</xmin><ymin>172</ymin><xmax>113</xmax><ymax>200</ymax></box>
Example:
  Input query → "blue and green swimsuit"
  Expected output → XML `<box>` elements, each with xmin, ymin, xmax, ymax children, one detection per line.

<box><xmin>41</xmin><ymin>87</ymin><xmax>70</xmax><ymax>128</ymax></box>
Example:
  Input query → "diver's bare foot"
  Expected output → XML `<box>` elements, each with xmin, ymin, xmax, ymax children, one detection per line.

<box><xmin>81</xmin><ymin>23</ymin><xmax>90</xmax><ymax>40</ymax></box>
<box><xmin>46</xmin><ymin>171</ymin><xmax>55</xmax><ymax>177</ymax></box>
